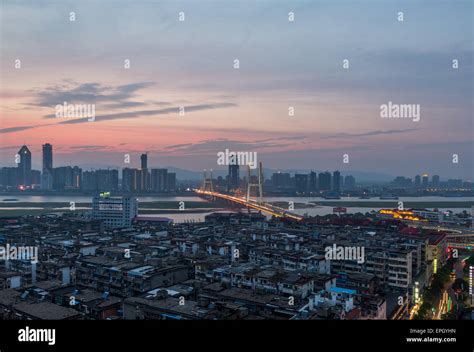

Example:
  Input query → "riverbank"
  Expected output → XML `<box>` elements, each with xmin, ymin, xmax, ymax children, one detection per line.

<box><xmin>0</xmin><ymin>200</ymin><xmax>223</xmax><ymax>217</ymax></box>
<box><xmin>309</xmin><ymin>201</ymin><xmax>473</xmax><ymax>208</ymax></box>
<box><xmin>267</xmin><ymin>202</ymin><xmax>318</xmax><ymax>209</ymax></box>
<box><xmin>0</xmin><ymin>201</ymin><xmax>220</xmax><ymax>209</ymax></box>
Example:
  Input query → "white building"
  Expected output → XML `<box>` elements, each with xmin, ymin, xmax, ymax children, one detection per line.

<box><xmin>92</xmin><ymin>195</ymin><xmax>138</xmax><ymax>228</ymax></box>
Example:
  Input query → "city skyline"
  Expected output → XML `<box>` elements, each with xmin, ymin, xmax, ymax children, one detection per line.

<box><xmin>2</xmin><ymin>142</ymin><xmax>472</xmax><ymax>183</ymax></box>
<box><xmin>1</xmin><ymin>0</ymin><xmax>473</xmax><ymax>179</ymax></box>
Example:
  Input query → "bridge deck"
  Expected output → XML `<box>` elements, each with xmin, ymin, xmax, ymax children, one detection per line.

<box><xmin>194</xmin><ymin>189</ymin><xmax>304</xmax><ymax>221</ymax></box>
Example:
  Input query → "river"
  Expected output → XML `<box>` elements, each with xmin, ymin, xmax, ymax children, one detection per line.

<box><xmin>1</xmin><ymin>195</ymin><xmax>472</xmax><ymax>223</ymax></box>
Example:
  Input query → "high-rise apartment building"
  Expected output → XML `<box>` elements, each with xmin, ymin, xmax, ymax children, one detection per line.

<box><xmin>332</xmin><ymin>170</ymin><xmax>341</xmax><ymax>193</ymax></box>
<box><xmin>318</xmin><ymin>171</ymin><xmax>331</xmax><ymax>191</ymax></box>
<box><xmin>41</xmin><ymin>143</ymin><xmax>53</xmax><ymax>190</ymax></box>
<box><xmin>228</xmin><ymin>164</ymin><xmax>240</xmax><ymax>191</ymax></box>
<box><xmin>151</xmin><ymin>169</ymin><xmax>168</xmax><ymax>192</ymax></box>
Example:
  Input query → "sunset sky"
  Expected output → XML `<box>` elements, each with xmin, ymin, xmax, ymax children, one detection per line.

<box><xmin>1</xmin><ymin>0</ymin><xmax>472</xmax><ymax>179</ymax></box>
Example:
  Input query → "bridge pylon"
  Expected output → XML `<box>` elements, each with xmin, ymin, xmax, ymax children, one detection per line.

<box><xmin>246</xmin><ymin>162</ymin><xmax>263</xmax><ymax>204</ymax></box>
<box><xmin>202</xmin><ymin>169</ymin><xmax>214</xmax><ymax>198</ymax></box>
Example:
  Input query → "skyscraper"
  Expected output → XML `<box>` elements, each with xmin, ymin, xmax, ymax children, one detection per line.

<box><xmin>17</xmin><ymin>145</ymin><xmax>32</xmax><ymax>187</ymax></box>
<box><xmin>344</xmin><ymin>175</ymin><xmax>356</xmax><ymax>190</ymax></box>
<box><xmin>0</xmin><ymin>167</ymin><xmax>19</xmax><ymax>188</ymax></box>
<box><xmin>271</xmin><ymin>172</ymin><xmax>291</xmax><ymax>189</ymax></box>
<box><xmin>167</xmin><ymin>172</ymin><xmax>176</xmax><ymax>192</ymax></box>
<box><xmin>31</xmin><ymin>170</ymin><xmax>41</xmax><ymax>185</ymax></box>
<box><xmin>139</xmin><ymin>153</ymin><xmax>150</xmax><ymax>191</ymax></box>
<box><xmin>53</xmin><ymin>166</ymin><xmax>82</xmax><ymax>190</ymax></box>
<box><xmin>41</xmin><ymin>143</ymin><xmax>53</xmax><ymax>190</ymax></box>
<box><xmin>309</xmin><ymin>171</ymin><xmax>317</xmax><ymax>192</ymax></box>
<box><xmin>432</xmin><ymin>175</ymin><xmax>440</xmax><ymax>188</ymax></box>
<box><xmin>96</xmin><ymin>169</ymin><xmax>118</xmax><ymax>191</ymax></box>
<box><xmin>82</xmin><ymin>170</ymin><xmax>98</xmax><ymax>191</ymax></box>
<box><xmin>332</xmin><ymin>170</ymin><xmax>341</xmax><ymax>193</ymax></box>
<box><xmin>141</xmin><ymin>153</ymin><xmax>148</xmax><ymax>170</ymax></box>
<box><xmin>72</xmin><ymin>166</ymin><xmax>82</xmax><ymax>189</ymax></box>
<box><xmin>151</xmin><ymin>169</ymin><xmax>168</xmax><ymax>192</ymax></box>
<box><xmin>137</xmin><ymin>169</ymin><xmax>150</xmax><ymax>191</ymax></box>
<box><xmin>422</xmin><ymin>174</ymin><xmax>429</xmax><ymax>189</ymax></box>
<box><xmin>414</xmin><ymin>175</ymin><xmax>421</xmax><ymax>188</ymax></box>
<box><xmin>228</xmin><ymin>164</ymin><xmax>240</xmax><ymax>191</ymax></box>
<box><xmin>42</xmin><ymin>143</ymin><xmax>53</xmax><ymax>170</ymax></box>
<box><xmin>295</xmin><ymin>174</ymin><xmax>309</xmax><ymax>194</ymax></box>
<box><xmin>122</xmin><ymin>168</ymin><xmax>139</xmax><ymax>192</ymax></box>
<box><xmin>318</xmin><ymin>171</ymin><xmax>331</xmax><ymax>191</ymax></box>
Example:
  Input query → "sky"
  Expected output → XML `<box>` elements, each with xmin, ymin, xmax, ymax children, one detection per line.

<box><xmin>0</xmin><ymin>0</ymin><xmax>473</xmax><ymax>179</ymax></box>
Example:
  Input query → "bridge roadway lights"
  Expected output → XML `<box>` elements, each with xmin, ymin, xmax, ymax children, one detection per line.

<box><xmin>194</xmin><ymin>189</ymin><xmax>303</xmax><ymax>221</ymax></box>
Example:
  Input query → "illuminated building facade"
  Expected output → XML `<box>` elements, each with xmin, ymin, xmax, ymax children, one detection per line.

<box><xmin>378</xmin><ymin>209</ymin><xmax>427</xmax><ymax>222</ymax></box>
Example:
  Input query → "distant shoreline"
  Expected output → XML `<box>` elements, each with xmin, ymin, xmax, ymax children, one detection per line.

<box><xmin>0</xmin><ymin>200</ymin><xmax>219</xmax><ymax>208</ymax></box>
<box><xmin>308</xmin><ymin>201</ymin><xmax>473</xmax><ymax>209</ymax></box>
<box><xmin>0</xmin><ymin>191</ymin><xmax>198</xmax><ymax>197</ymax></box>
